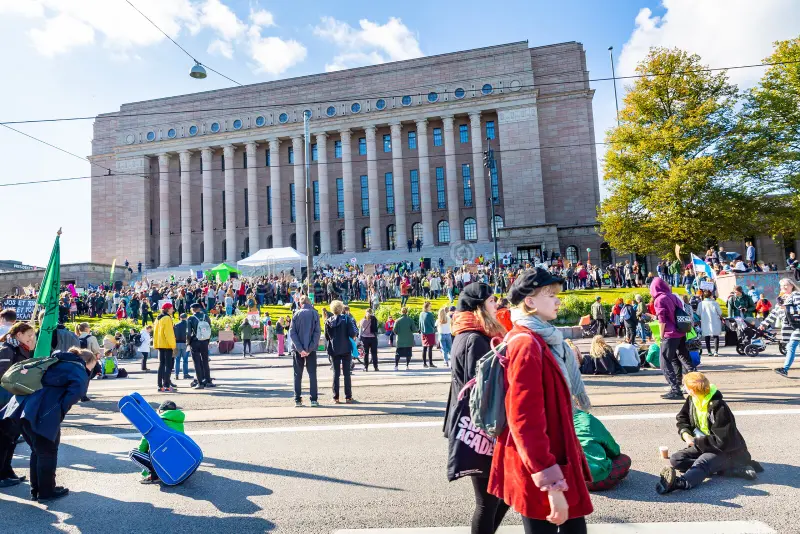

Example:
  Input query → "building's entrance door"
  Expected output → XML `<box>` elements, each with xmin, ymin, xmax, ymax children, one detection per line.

<box><xmin>516</xmin><ymin>246</ymin><xmax>542</xmax><ymax>263</ymax></box>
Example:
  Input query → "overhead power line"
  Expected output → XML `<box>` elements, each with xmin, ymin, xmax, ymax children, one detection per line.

<box><xmin>1</xmin><ymin>57</ymin><xmax>797</xmax><ymax>126</ymax></box>
<box><xmin>123</xmin><ymin>0</ymin><xmax>242</xmax><ymax>87</ymax></box>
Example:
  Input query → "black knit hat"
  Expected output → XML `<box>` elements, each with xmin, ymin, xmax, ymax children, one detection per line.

<box><xmin>456</xmin><ymin>283</ymin><xmax>494</xmax><ymax>312</ymax></box>
<box><xmin>158</xmin><ymin>400</ymin><xmax>177</xmax><ymax>413</ymax></box>
<box><xmin>508</xmin><ymin>268</ymin><xmax>564</xmax><ymax>305</ymax></box>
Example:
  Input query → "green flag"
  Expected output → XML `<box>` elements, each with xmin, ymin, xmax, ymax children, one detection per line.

<box><xmin>110</xmin><ymin>258</ymin><xmax>116</xmax><ymax>286</ymax></box>
<box><xmin>34</xmin><ymin>231</ymin><xmax>61</xmax><ymax>358</ymax></box>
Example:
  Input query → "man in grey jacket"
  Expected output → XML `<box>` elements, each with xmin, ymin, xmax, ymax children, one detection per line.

<box><xmin>289</xmin><ymin>295</ymin><xmax>321</xmax><ymax>407</ymax></box>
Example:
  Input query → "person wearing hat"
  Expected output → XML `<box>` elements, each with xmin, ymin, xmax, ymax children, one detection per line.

<box><xmin>443</xmin><ymin>282</ymin><xmax>509</xmax><ymax>533</ymax></box>
<box><xmin>488</xmin><ymin>268</ymin><xmax>593</xmax><ymax>531</ymax></box>
<box><xmin>153</xmin><ymin>302</ymin><xmax>177</xmax><ymax>393</ymax></box>
<box><xmin>128</xmin><ymin>400</ymin><xmax>186</xmax><ymax>484</ymax></box>
<box><xmin>187</xmin><ymin>302</ymin><xmax>214</xmax><ymax>389</ymax></box>
<box><xmin>392</xmin><ymin>307</ymin><xmax>417</xmax><ymax>370</ymax></box>
<box><xmin>590</xmin><ymin>296</ymin><xmax>607</xmax><ymax>337</ymax></box>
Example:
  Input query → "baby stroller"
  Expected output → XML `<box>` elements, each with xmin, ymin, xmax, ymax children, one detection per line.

<box><xmin>350</xmin><ymin>338</ymin><xmax>365</xmax><ymax>370</ymax></box>
<box><xmin>580</xmin><ymin>315</ymin><xmax>601</xmax><ymax>338</ymax></box>
<box><xmin>730</xmin><ymin>317</ymin><xmax>785</xmax><ymax>356</ymax></box>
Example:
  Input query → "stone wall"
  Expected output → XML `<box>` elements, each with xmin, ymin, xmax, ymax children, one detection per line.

<box><xmin>0</xmin><ymin>263</ymin><xmax>125</xmax><ymax>296</ymax></box>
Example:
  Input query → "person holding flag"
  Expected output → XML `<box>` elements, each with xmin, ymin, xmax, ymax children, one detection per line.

<box><xmin>691</xmin><ymin>254</ymin><xmax>716</xmax><ymax>283</ymax></box>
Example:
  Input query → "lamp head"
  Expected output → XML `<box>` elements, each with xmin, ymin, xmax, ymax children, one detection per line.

<box><xmin>190</xmin><ymin>62</ymin><xmax>207</xmax><ymax>80</ymax></box>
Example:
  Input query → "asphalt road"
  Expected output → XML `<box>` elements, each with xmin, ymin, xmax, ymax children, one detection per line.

<box><xmin>2</xmin><ymin>344</ymin><xmax>799</xmax><ymax>534</ymax></box>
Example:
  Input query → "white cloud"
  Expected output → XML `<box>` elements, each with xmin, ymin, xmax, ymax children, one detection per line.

<box><xmin>192</xmin><ymin>0</ymin><xmax>246</xmax><ymax>40</ymax></box>
<box><xmin>313</xmin><ymin>16</ymin><xmax>423</xmax><ymax>72</ymax></box>
<box><xmin>249</xmin><ymin>8</ymin><xmax>275</xmax><ymax>28</ymax></box>
<box><xmin>0</xmin><ymin>0</ymin><xmax>45</xmax><ymax>17</ymax></box>
<box><xmin>29</xmin><ymin>14</ymin><xmax>95</xmax><ymax>57</ymax></box>
<box><xmin>207</xmin><ymin>38</ymin><xmax>233</xmax><ymax>58</ymax></box>
<box><xmin>247</xmin><ymin>26</ymin><xmax>307</xmax><ymax>75</ymax></box>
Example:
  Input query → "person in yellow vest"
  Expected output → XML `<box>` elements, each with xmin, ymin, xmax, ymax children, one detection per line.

<box><xmin>153</xmin><ymin>303</ymin><xmax>177</xmax><ymax>393</ymax></box>
<box><xmin>656</xmin><ymin>372</ymin><xmax>762</xmax><ymax>494</ymax></box>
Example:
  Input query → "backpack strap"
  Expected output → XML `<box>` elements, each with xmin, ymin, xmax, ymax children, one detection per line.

<box><xmin>456</xmin><ymin>331</ymin><xmax>538</xmax><ymax>401</ymax></box>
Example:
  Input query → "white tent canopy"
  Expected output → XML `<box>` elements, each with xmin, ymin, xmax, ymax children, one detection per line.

<box><xmin>237</xmin><ymin>247</ymin><xmax>305</xmax><ymax>267</ymax></box>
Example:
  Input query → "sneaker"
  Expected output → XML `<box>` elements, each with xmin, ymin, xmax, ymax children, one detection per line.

<box><xmin>423</xmin><ymin>363</ymin><xmax>429</xmax><ymax>368</ymax></box>
<box><xmin>0</xmin><ymin>478</ymin><xmax>22</xmax><ymax>488</ymax></box>
<box><xmin>310</xmin><ymin>401</ymin><xmax>319</xmax><ymax>407</ymax></box>
<box><xmin>38</xmin><ymin>487</ymin><xmax>70</xmax><ymax>502</ymax></box>
<box><xmin>166</xmin><ymin>387</ymin><xmax>177</xmax><ymax>393</ymax></box>
<box><xmin>333</xmin><ymin>399</ymin><xmax>341</xmax><ymax>404</ymax></box>
<box><xmin>655</xmin><ymin>467</ymin><xmax>678</xmax><ymax>494</ymax></box>
<box><xmin>183</xmin><ymin>375</ymin><xmax>194</xmax><ymax>380</ymax></box>
<box><xmin>295</xmin><ymin>400</ymin><xmax>303</xmax><ymax>408</ymax></box>
<box><xmin>774</xmin><ymin>368</ymin><xmax>789</xmax><ymax>377</ymax></box>
<box><xmin>345</xmin><ymin>398</ymin><xmax>356</xmax><ymax>404</ymax></box>
<box><xmin>139</xmin><ymin>475</ymin><xmax>157</xmax><ymax>484</ymax></box>
<box><xmin>726</xmin><ymin>466</ymin><xmax>758</xmax><ymax>480</ymax></box>
<box><xmin>205</xmin><ymin>381</ymin><xmax>216</xmax><ymax>388</ymax></box>
<box><xmin>661</xmin><ymin>391</ymin><xmax>684</xmax><ymax>400</ymax></box>
<box><xmin>193</xmin><ymin>383</ymin><xmax>204</xmax><ymax>389</ymax></box>
<box><xmin>430</xmin><ymin>364</ymin><xmax>437</xmax><ymax>368</ymax></box>
<box><xmin>394</xmin><ymin>365</ymin><xmax>399</xmax><ymax>371</ymax></box>
<box><xmin>158</xmin><ymin>387</ymin><xmax>165</xmax><ymax>393</ymax></box>
<box><xmin>406</xmin><ymin>364</ymin><xmax>409</xmax><ymax>370</ymax></box>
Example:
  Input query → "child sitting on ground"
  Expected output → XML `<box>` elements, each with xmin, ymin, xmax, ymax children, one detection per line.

<box><xmin>656</xmin><ymin>372</ymin><xmax>763</xmax><ymax>494</ymax></box>
<box><xmin>128</xmin><ymin>400</ymin><xmax>186</xmax><ymax>484</ymax></box>
<box><xmin>574</xmin><ymin>409</ymin><xmax>631</xmax><ymax>491</ymax></box>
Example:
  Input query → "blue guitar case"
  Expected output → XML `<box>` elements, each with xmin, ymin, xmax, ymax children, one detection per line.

<box><xmin>118</xmin><ymin>392</ymin><xmax>203</xmax><ymax>485</ymax></box>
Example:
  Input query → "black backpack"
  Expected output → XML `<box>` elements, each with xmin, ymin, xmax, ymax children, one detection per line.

<box><xmin>674</xmin><ymin>301</ymin><xmax>693</xmax><ymax>333</ymax></box>
<box><xmin>132</xmin><ymin>333</ymin><xmax>143</xmax><ymax>346</ymax></box>
<box><xmin>79</xmin><ymin>336</ymin><xmax>90</xmax><ymax>349</ymax></box>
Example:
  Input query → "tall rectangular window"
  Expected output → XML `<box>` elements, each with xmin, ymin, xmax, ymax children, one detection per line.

<box><xmin>433</xmin><ymin>128</ymin><xmax>442</xmax><ymax>147</ymax></box>
<box><xmin>179</xmin><ymin>197</ymin><xmax>182</xmax><ymax>232</ymax></box>
<box><xmin>360</xmin><ymin>175</ymin><xmax>369</xmax><ymax>216</ymax></box>
<box><xmin>385</xmin><ymin>172</ymin><xmax>394</xmax><ymax>214</ymax></box>
<box><xmin>221</xmin><ymin>155</ymin><xmax>225</xmax><ymax>171</ymax></box>
<box><xmin>408</xmin><ymin>131</ymin><xmax>417</xmax><ymax>150</ymax></box>
<box><xmin>266</xmin><ymin>150</ymin><xmax>270</xmax><ymax>166</ymax></box>
<box><xmin>335</xmin><ymin>140</ymin><xmax>342</xmax><ymax>158</ymax></box>
<box><xmin>288</xmin><ymin>146</ymin><xmax>294</xmax><ymax>164</ymax></box>
<box><xmin>244</xmin><ymin>188</ymin><xmax>249</xmax><ymax>227</ymax></box>
<box><xmin>491</xmin><ymin>166</ymin><xmax>499</xmax><ymax>203</ymax></box>
<box><xmin>462</xmin><ymin>164</ymin><xmax>473</xmax><ymax>207</ymax></box>
<box><xmin>459</xmin><ymin>124</ymin><xmax>469</xmax><ymax>143</ymax></box>
<box><xmin>311</xmin><ymin>143</ymin><xmax>318</xmax><ymax>162</ymax></box>
<box><xmin>358</xmin><ymin>138</ymin><xmax>366</xmax><ymax>155</ymax></box>
<box><xmin>290</xmin><ymin>183</ymin><xmax>296</xmax><ymax>223</ymax></box>
<box><xmin>266</xmin><ymin>186</ymin><xmax>272</xmax><ymax>224</ymax></box>
<box><xmin>486</xmin><ymin>120</ymin><xmax>496</xmax><ymax>140</ymax></box>
<box><xmin>410</xmin><ymin>169</ymin><xmax>420</xmax><ymax>212</ymax></box>
<box><xmin>336</xmin><ymin>178</ymin><xmax>344</xmax><ymax>218</ymax></box>
<box><xmin>383</xmin><ymin>134</ymin><xmax>391</xmax><ymax>152</ymax></box>
<box><xmin>436</xmin><ymin>167</ymin><xmax>446</xmax><ymax>209</ymax></box>
<box><xmin>222</xmin><ymin>191</ymin><xmax>226</xmax><ymax>229</ymax></box>
<box><xmin>200</xmin><ymin>193</ymin><xmax>204</xmax><ymax>230</ymax></box>
<box><xmin>243</xmin><ymin>152</ymin><xmax>248</xmax><ymax>169</ymax></box>
<box><xmin>313</xmin><ymin>181</ymin><xmax>319</xmax><ymax>221</ymax></box>
<box><xmin>200</xmin><ymin>158</ymin><xmax>203</xmax><ymax>173</ymax></box>
<box><xmin>150</xmin><ymin>218</ymin><xmax>153</xmax><ymax>236</ymax></box>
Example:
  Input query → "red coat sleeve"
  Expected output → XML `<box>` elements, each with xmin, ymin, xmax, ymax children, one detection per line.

<box><xmin>505</xmin><ymin>336</ymin><xmax>562</xmax><ymax>486</ymax></box>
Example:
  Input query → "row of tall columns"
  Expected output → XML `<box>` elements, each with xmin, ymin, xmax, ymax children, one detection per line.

<box><xmin>154</xmin><ymin>112</ymin><xmax>492</xmax><ymax>266</ymax></box>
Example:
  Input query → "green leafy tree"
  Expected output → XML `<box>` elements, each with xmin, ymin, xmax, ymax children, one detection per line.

<box><xmin>598</xmin><ymin>48</ymin><xmax>761</xmax><ymax>257</ymax></box>
<box><xmin>731</xmin><ymin>37</ymin><xmax>800</xmax><ymax>239</ymax></box>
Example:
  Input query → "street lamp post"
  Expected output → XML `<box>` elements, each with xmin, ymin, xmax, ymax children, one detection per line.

<box><xmin>608</xmin><ymin>46</ymin><xmax>620</xmax><ymax>126</ymax></box>
<box><xmin>484</xmin><ymin>138</ymin><xmax>501</xmax><ymax>292</ymax></box>
<box><xmin>303</xmin><ymin>111</ymin><xmax>314</xmax><ymax>300</ymax></box>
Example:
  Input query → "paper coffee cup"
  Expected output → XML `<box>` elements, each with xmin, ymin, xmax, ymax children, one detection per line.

<box><xmin>659</xmin><ymin>446</ymin><xmax>669</xmax><ymax>459</ymax></box>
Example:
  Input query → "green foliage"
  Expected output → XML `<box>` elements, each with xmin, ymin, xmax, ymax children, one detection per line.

<box><xmin>65</xmin><ymin>319</ymin><xmax>138</xmax><ymax>339</ymax></box>
<box><xmin>211</xmin><ymin>314</ymin><xmax>244</xmax><ymax>338</ymax></box>
<box><xmin>374</xmin><ymin>304</ymin><xmax>421</xmax><ymax>330</ymax></box>
<box><xmin>598</xmin><ymin>47</ymin><xmax>762</xmax><ymax>256</ymax></box>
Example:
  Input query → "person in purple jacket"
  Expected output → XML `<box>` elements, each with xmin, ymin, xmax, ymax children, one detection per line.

<box><xmin>650</xmin><ymin>277</ymin><xmax>694</xmax><ymax>400</ymax></box>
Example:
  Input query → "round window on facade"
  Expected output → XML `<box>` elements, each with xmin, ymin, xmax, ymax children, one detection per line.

<box><xmin>188</xmin><ymin>125</ymin><xmax>198</xmax><ymax>136</ymax></box>
<box><xmin>326</xmin><ymin>106</ymin><xmax>336</xmax><ymax>117</ymax></box>
<box><xmin>233</xmin><ymin>119</ymin><xmax>242</xmax><ymax>130</ymax></box>
<box><xmin>375</xmin><ymin>98</ymin><xmax>386</xmax><ymax>110</ymax></box>
<box><xmin>255</xmin><ymin>116</ymin><xmax>265</xmax><ymax>127</ymax></box>
<box><xmin>401</xmin><ymin>95</ymin><xmax>412</xmax><ymax>106</ymax></box>
<box><xmin>167</xmin><ymin>128</ymin><xmax>177</xmax><ymax>139</ymax></box>
<box><xmin>125</xmin><ymin>134</ymin><xmax>135</xmax><ymax>144</ymax></box>
<box><xmin>146</xmin><ymin>131</ymin><xmax>156</xmax><ymax>141</ymax></box>
<box><xmin>210</xmin><ymin>122</ymin><xmax>220</xmax><ymax>133</ymax></box>
<box><xmin>427</xmin><ymin>92</ymin><xmax>439</xmax><ymax>103</ymax></box>
<box><xmin>454</xmin><ymin>87</ymin><xmax>466</xmax><ymax>99</ymax></box>
<box><xmin>303</xmin><ymin>109</ymin><xmax>313</xmax><ymax>119</ymax></box>
<box><xmin>351</xmin><ymin>102</ymin><xmax>361</xmax><ymax>113</ymax></box>
<box><xmin>278</xmin><ymin>113</ymin><xmax>289</xmax><ymax>124</ymax></box>
<box><xmin>481</xmin><ymin>83</ymin><xmax>493</xmax><ymax>95</ymax></box>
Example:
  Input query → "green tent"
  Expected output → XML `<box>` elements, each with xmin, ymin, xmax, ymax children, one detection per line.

<box><xmin>209</xmin><ymin>262</ymin><xmax>240</xmax><ymax>282</ymax></box>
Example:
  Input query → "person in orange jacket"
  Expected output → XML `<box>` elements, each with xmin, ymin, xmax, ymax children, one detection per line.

<box><xmin>755</xmin><ymin>295</ymin><xmax>772</xmax><ymax>318</ymax></box>
<box><xmin>495</xmin><ymin>297</ymin><xmax>513</xmax><ymax>332</ymax></box>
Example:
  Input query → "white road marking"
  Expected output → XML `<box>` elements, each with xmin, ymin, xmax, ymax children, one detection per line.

<box><xmin>334</xmin><ymin>521</ymin><xmax>775</xmax><ymax>534</ymax></box>
<box><xmin>60</xmin><ymin>407</ymin><xmax>800</xmax><ymax>442</ymax></box>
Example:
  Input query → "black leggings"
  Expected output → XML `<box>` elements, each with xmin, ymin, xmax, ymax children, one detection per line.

<box><xmin>522</xmin><ymin>516</ymin><xmax>587</xmax><ymax>534</ymax></box>
<box><xmin>704</xmin><ymin>335</ymin><xmax>719</xmax><ymax>353</ymax></box>
<box><xmin>470</xmin><ymin>476</ymin><xmax>509</xmax><ymax>534</ymax></box>
<box><xmin>422</xmin><ymin>345</ymin><xmax>434</xmax><ymax>365</ymax></box>
<box><xmin>243</xmin><ymin>339</ymin><xmax>252</xmax><ymax>355</ymax></box>
<box><xmin>157</xmin><ymin>348</ymin><xmax>174</xmax><ymax>388</ymax></box>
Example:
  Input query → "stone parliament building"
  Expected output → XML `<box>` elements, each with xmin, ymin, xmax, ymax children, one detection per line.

<box><xmin>90</xmin><ymin>41</ymin><xmax>603</xmax><ymax>269</ymax></box>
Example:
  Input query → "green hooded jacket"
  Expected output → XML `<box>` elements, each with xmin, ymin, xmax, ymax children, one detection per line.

<box><xmin>572</xmin><ymin>409</ymin><xmax>621</xmax><ymax>483</ymax></box>
<box><xmin>138</xmin><ymin>409</ymin><xmax>186</xmax><ymax>475</ymax></box>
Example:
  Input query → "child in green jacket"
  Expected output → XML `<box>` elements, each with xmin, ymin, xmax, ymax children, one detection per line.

<box><xmin>573</xmin><ymin>410</ymin><xmax>631</xmax><ymax>491</ymax></box>
<box><xmin>128</xmin><ymin>401</ymin><xmax>186</xmax><ymax>484</ymax></box>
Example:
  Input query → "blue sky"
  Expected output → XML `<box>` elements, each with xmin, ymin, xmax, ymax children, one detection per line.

<box><xmin>1</xmin><ymin>0</ymin><xmax>798</xmax><ymax>266</ymax></box>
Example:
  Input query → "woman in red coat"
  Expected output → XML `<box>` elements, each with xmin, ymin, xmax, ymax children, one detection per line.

<box><xmin>488</xmin><ymin>268</ymin><xmax>593</xmax><ymax>533</ymax></box>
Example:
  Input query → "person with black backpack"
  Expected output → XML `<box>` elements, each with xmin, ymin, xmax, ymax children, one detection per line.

<box><xmin>621</xmin><ymin>299</ymin><xmax>638</xmax><ymax>345</ymax></box>
<box><xmin>187</xmin><ymin>303</ymin><xmax>213</xmax><ymax>389</ymax></box>
<box><xmin>442</xmin><ymin>283</ymin><xmax>509</xmax><ymax>534</ymax></box>
<box><xmin>650</xmin><ymin>277</ymin><xmax>692</xmax><ymax>400</ymax></box>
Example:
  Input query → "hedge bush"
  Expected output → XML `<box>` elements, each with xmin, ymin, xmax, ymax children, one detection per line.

<box><xmin>374</xmin><ymin>303</ymin><xmax>421</xmax><ymax>331</ymax></box>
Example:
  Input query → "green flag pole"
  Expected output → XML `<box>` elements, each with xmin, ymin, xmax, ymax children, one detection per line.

<box><xmin>34</xmin><ymin>228</ymin><xmax>62</xmax><ymax>358</ymax></box>
<box><xmin>110</xmin><ymin>258</ymin><xmax>116</xmax><ymax>286</ymax></box>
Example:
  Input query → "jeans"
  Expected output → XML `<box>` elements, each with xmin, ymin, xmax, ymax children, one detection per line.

<box><xmin>670</xmin><ymin>446</ymin><xmax>730</xmax><ymax>487</ymax></box>
<box><xmin>140</xmin><ymin>351</ymin><xmax>150</xmax><ymax>371</ymax></box>
<box><xmin>470</xmin><ymin>475</ymin><xmax>510</xmax><ymax>534</ymax></box>
<box><xmin>242</xmin><ymin>339</ymin><xmax>252</xmax><ymax>355</ymax></box>
<box><xmin>292</xmin><ymin>351</ymin><xmax>318</xmax><ymax>402</ymax></box>
<box><xmin>783</xmin><ymin>338</ymin><xmax>799</xmax><ymax>372</ymax></box>
<box><xmin>21</xmin><ymin>420</ymin><xmax>60</xmax><ymax>498</ymax></box>
<box><xmin>361</xmin><ymin>337</ymin><xmax>378</xmax><ymax>370</ymax></box>
<box><xmin>157</xmin><ymin>348</ymin><xmax>174</xmax><ymax>388</ymax></box>
<box><xmin>174</xmin><ymin>342</ymin><xmax>190</xmax><ymax>378</ymax></box>
<box><xmin>189</xmin><ymin>340</ymin><xmax>211</xmax><ymax>385</ymax></box>
<box><xmin>257</xmin><ymin>292</ymin><xmax>265</xmax><ymax>306</ymax></box>
<box><xmin>439</xmin><ymin>333</ymin><xmax>453</xmax><ymax>364</ymax></box>
<box><xmin>331</xmin><ymin>353</ymin><xmax>353</xmax><ymax>400</ymax></box>
<box><xmin>400</xmin><ymin>295</ymin><xmax>409</xmax><ymax>307</ymax></box>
